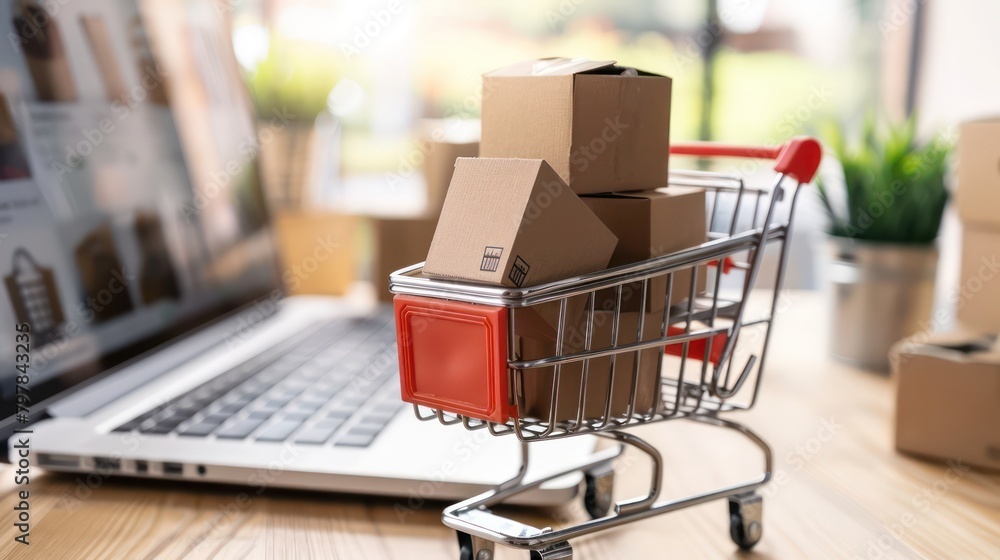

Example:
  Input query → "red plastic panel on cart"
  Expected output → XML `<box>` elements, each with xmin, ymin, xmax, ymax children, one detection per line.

<box><xmin>664</xmin><ymin>325</ymin><xmax>729</xmax><ymax>365</ymax></box>
<box><xmin>394</xmin><ymin>294</ymin><xmax>513</xmax><ymax>423</ymax></box>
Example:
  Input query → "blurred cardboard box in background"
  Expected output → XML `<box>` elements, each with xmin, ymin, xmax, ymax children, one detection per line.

<box><xmin>481</xmin><ymin>58</ymin><xmax>671</xmax><ymax>195</ymax></box>
<box><xmin>958</xmin><ymin>227</ymin><xmax>1000</xmax><ymax>332</ymax></box>
<box><xmin>274</xmin><ymin>210</ymin><xmax>359</xmax><ymax>296</ymax></box>
<box><xmin>892</xmin><ymin>333</ymin><xmax>1000</xmax><ymax>470</ymax></box>
<box><xmin>956</xmin><ymin>118</ymin><xmax>1000</xmax><ymax>333</ymax></box>
<box><xmin>956</xmin><ymin>118</ymin><xmax>1000</xmax><ymax>230</ymax></box>
<box><xmin>372</xmin><ymin>215</ymin><xmax>439</xmax><ymax>302</ymax></box>
<box><xmin>417</xmin><ymin>119</ymin><xmax>479</xmax><ymax>213</ymax></box>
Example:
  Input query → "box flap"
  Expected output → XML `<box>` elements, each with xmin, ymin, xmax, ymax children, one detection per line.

<box><xmin>893</xmin><ymin>333</ymin><xmax>1000</xmax><ymax>365</ymax></box>
<box><xmin>485</xmin><ymin>57</ymin><xmax>616</xmax><ymax>77</ymax></box>
<box><xmin>583</xmin><ymin>191</ymin><xmax>664</xmax><ymax>201</ymax></box>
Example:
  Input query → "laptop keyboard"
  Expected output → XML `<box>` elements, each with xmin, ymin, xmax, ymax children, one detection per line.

<box><xmin>112</xmin><ymin>313</ymin><xmax>403</xmax><ymax>448</ymax></box>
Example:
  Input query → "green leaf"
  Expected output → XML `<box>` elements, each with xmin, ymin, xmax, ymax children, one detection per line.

<box><xmin>817</xmin><ymin>115</ymin><xmax>952</xmax><ymax>244</ymax></box>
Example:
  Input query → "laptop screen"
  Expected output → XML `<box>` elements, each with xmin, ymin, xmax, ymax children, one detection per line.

<box><xmin>0</xmin><ymin>0</ymin><xmax>282</xmax><ymax>420</ymax></box>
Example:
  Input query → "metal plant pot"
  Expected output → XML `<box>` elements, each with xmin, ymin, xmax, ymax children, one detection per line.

<box><xmin>827</xmin><ymin>237</ymin><xmax>938</xmax><ymax>372</ymax></box>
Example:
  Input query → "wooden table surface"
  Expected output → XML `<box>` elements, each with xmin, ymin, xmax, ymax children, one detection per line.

<box><xmin>1</xmin><ymin>292</ymin><xmax>998</xmax><ymax>559</ymax></box>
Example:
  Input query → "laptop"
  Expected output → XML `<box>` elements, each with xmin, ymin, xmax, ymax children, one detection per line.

<box><xmin>0</xmin><ymin>0</ymin><xmax>592</xmax><ymax>505</ymax></box>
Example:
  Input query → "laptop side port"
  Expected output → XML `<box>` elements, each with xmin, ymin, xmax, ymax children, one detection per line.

<box><xmin>94</xmin><ymin>457</ymin><xmax>121</xmax><ymax>472</ymax></box>
<box><xmin>37</xmin><ymin>454</ymin><xmax>80</xmax><ymax>469</ymax></box>
<box><xmin>135</xmin><ymin>460</ymin><xmax>149</xmax><ymax>474</ymax></box>
<box><xmin>162</xmin><ymin>462</ymin><xmax>184</xmax><ymax>476</ymax></box>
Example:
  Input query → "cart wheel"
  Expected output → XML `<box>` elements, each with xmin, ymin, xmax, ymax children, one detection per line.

<box><xmin>728</xmin><ymin>493</ymin><xmax>763</xmax><ymax>551</ymax></box>
<box><xmin>583</xmin><ymin>465</ymin><xmax>615</xmax><ymax>520</ymax></box>
<box><xmin>457</xmin><ymin>531</ymin><xmax>495</xmax><ymax>560</ymax></box>
<box><xmin>529</xmin><ymin>540</ymin><xmax>573</xmax><ymax>560</ymax></box>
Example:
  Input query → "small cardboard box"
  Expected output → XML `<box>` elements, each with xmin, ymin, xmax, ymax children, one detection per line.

<box><xmin>516</xmin><ymin>308</ymin><xmax>662</xmax><ymax>421</ymax></box>
<box><xmin>957</xmin><ymin>118</ymin><xmax>1000</xmax><ymax>229</ymax></box>
<box><xmin>481</xmin><ymin>58</ymin><xmax>672</xmax><ymax>195</ymax></box>
<box><xmin>583</xmin><ymin>187</ymin><xmax>707</xmax><ymax>311</ymax></box>
<box><xmin>372</xmin><ymin>215</ymin><xmax>439</xmax><ymax>302</ymax></box>
<box><xmin>423</xmin><ymin>158</ymin><xmax>618</xmax><ymax>288</ymax></box>
<box><xmin>417</xmin><ymin>119</ymin><xmax>479</xmax><ymax>213</ymax></box>
<box><xmin>891</xmin><ymin>333</ymin><xmax>1000</xmax><ymax>470</ymax></box>
<box><xmin>957</xmin><ymin>226</ymin><xmax>1000</xmax><ymax>333</ymax></box>
<box><xmin>274</xmin><ymin>210</ymin><xmax>359</xmax><ymax>296</ymax></box>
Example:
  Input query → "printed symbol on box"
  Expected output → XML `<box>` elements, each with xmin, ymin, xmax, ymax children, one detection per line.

<box><xmin>507</xmin><ymin>256</ymin><xmax>530</xmax><ymax>287</ymax></box>
<box><xmin>481</xmin><ymin>246</ymin><xmax>503</xmax><ymax>272</ymax></box>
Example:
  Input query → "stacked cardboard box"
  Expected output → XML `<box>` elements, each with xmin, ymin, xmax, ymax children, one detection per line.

<box><xmin>891</xmin><ymin>333</ymin><xmax>1000</xmax><ymax>470</ymax></box>
<box><xmin>955</xmin><ymin>119</ymin><xmax>1000</xmax><ymax>332</ymax></box>
<box><xmin>404</xmin><ymin>58</ymin><xmax>709</xmax><ymax>423</ymax></box>
<box><xmin>890</xmin><ymin>120</ymin><xmax>1000</xmax><ymax>470</ymax></box>
<box><xmin>371</xmin><ymin>121</ymin><xmax>479</xmax><ymax>302</ymax></box>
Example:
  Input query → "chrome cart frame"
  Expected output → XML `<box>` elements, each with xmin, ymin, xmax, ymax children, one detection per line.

<box><xmin>389</xmin><ymin>139</ymin><xmax>821</xmax><ymax>559</ymax></box>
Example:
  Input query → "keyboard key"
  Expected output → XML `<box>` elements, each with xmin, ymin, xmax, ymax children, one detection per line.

<box><xmin>215</xmin><ymin>418</ymin><xmax>266</xmax><ymax>439</ymax></box>
<box><xmin>347</xmin><ymin>423</ymin><xmax>382</xmax><ymax>436</ymax></box>
<box><xmin>219</xmin><ymin>403</ymin><xmax>247</xmax><ymax>415</ymax></box>
<box><xmin>110</xmin><ymin>316</ymin><xmax>398</xmax><ymax>435</ymax></box>
<box><xmin>248</xmin><ymin>409</ymin><xmax>276</xmax><ymax>420</ymax></box>
<box><xmin>255</xmin><ymin>419</ymin><xmax>303</xmax><ymax>442</ymax></box>
<box><xmin>178</xmin><ymin>421</ymin><xmax>218</xmax><ymax>437</ymax></box>
<box><xmin>287</xmin><ymin>400</ymin><xmax>323</xmax><ymax>413</ymax></box>
<box><xmin>334</xmin><ymin>431</ymin><xmax>377</xmax><ymax>448</ymax></box>
<box><xmin>279</xmin><ymin>411</ymin><xmax>313</xmax><ymax>421</ymax></box>
<box><xmin>293</xmin><ymin>418</ymin><xmax>344</xmax><ymax>445</ymax></box>
<box><xmin>325</xmin><ymin>405</ymin><xmax>356</xmax><ymax>418</ymax></box>
<box><xmin>203</xmin><ymin>413</ymin><xmax>231</xmax><ymax>424</ymax></box>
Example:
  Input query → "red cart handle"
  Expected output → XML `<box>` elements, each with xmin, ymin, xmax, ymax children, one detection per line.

<box><xmin>670</xmin><ymin>136</ymin><xmax>822</xmax><ymax>184</ymax></box>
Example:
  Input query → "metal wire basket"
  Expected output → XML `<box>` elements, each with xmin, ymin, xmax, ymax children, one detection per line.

<box><xmin>390</xmin><ymin>138</ymin><xmax>822</xmax><ymax>559</ymax></box>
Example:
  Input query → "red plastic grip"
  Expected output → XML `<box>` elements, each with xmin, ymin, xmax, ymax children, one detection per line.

<box><xmin>670</xmin><ymin>136</ymin><xmax>822</xmax><ymax>184</ymax></box>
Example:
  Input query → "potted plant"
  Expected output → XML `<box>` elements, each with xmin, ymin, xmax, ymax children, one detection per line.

<box><xmin>245</xmin><ymin>35</ymin><xmax>340</xmax><ymax>209</ymax></box>
<box><xmin>817</xmin><ymin>117</ymin><xmax>951</xmax><ymax>372</ymax></box>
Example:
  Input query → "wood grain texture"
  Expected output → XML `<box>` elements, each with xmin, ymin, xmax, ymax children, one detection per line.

<box><xmin>1</xmin><ymin>292</ymin><xmax>998</xmax><ymax>559</ymax></box>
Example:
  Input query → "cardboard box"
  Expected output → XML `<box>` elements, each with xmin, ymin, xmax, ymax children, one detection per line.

<box><xmin>957</xmin><ymin>118</ymin><xmax>1000</xmax><ymax>229</ymax></box>
<box><xmin>417</xmin><ymin>119</ymin><xmax>479</xmax><ymax>213</ymax></box>
<box><xmin>957</xmin><ymin>226</ymin><xmax>1000</xmax><ymax>333</ymax></box>
<box><xmin>423</xmin><ymin>158</ymin><xmax>618</xmax><ymax>288</ymax></box>
<box><xmin>583</xmin><ymin>187</ymin><xmax>707</xmax><ymax>311</ymax></box>
<box><xmin>274</xmin><ymin>210</ymin><xmax>359</xmax><ymax>296</ymax></box>
<box><xmin>372</xmin><ymin>215</ymin><xmax>439</xmax><ymax>302</ymax></box>
<box><xmin>891</xmin><ymin>333</ymin><xmax>1000</xmax><ymax>470</ymax></box>
<box><xmin>517</xmin><ymin>309</ymin><xmax>662</xmax><ymax>421</ymax></box>
<box><xmin>481</xmin><ymin>58</ymin><xmax>672</xmax><ymax>195</ymax></box>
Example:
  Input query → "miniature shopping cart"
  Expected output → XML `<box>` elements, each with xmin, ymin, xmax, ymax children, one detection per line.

<box><xmin>389</xmin><ymin>138</ymin><xmax>822</xmax><ymax>559</ymax></box>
